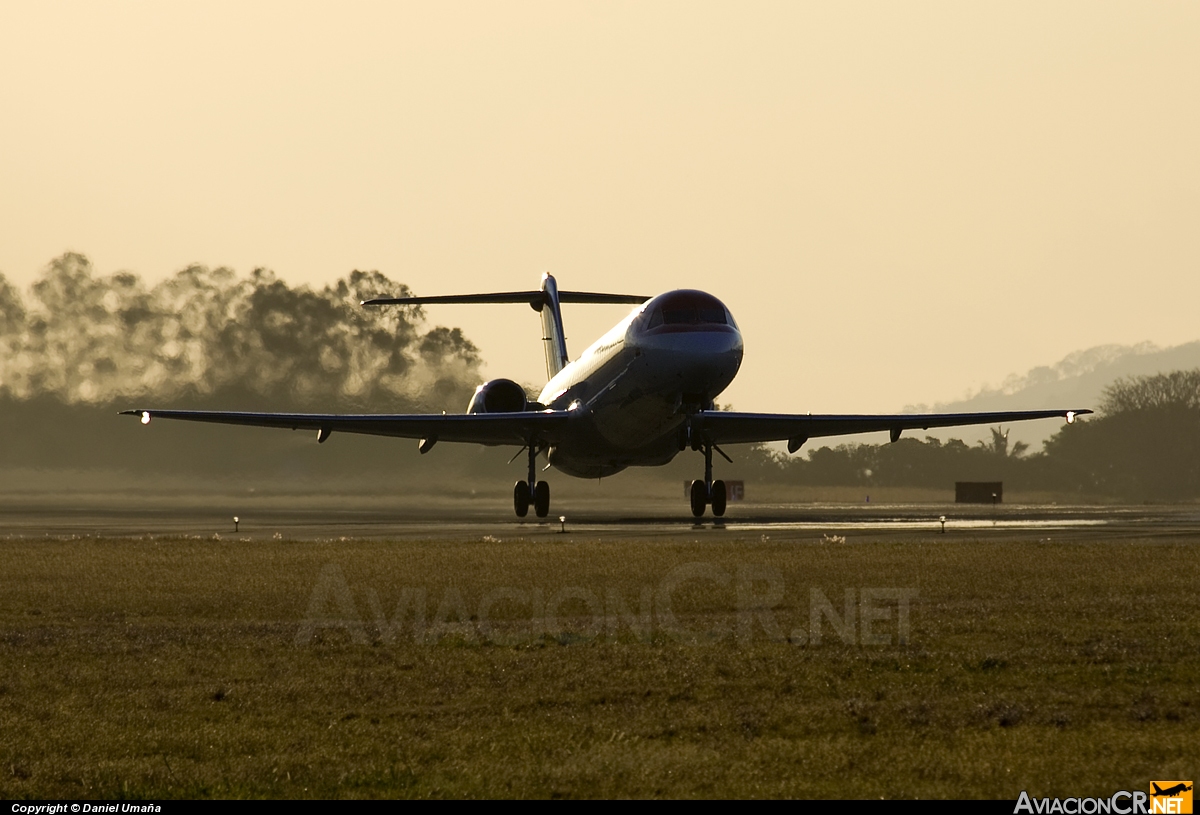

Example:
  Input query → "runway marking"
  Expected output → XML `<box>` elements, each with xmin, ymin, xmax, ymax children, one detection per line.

<box><xmin>730</xmin><ymin>519</ymin><xmax>1109</xmax><ymax>532</ymax></box>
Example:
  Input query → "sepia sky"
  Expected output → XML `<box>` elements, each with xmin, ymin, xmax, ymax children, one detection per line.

<box><xmin>2</xmin><ymin>1</ymin><xmax>1198</xmax><ymax>415</ymax></box>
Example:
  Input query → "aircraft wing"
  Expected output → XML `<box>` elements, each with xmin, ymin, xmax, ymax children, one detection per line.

<box><xmin>691</xmin><ymin>408</ymin><xmax>1092</xmax><ymax>450</ymax></box>
<box><xmin>119</xmin><ymin>409</ymin><xmax>574</xmax><ymax>446</ymax></box>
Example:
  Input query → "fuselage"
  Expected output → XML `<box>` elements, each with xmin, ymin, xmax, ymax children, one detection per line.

<box><xmin>536</xmin><ymin>289</ymin><xmax>744</xmax><ymax>478</ymax></box>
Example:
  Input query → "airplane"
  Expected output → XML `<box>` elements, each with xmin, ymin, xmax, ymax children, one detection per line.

<box><xmin>122</xmin><ymin>273</ymin><xmax>1092</xmax><ymax>518</ymax></box>
<box><xmin>1151</xmin><ymin>784</ymin><xmax>1192</xmax><ymax>797</ymax></box>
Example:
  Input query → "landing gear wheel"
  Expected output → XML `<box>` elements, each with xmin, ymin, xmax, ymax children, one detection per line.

<box><xmin>689</xmin><ymin>479</ymin><xmax>708</xmax><ymax>517</ymax></box>
<box><xmin>711</xmin><ymin>480</ymin><xmax>727</xmax><ymax>517</ymax></box>
<box><xmin>534</xmin><ymin>481</ymin><xmax>551</xmax><ymax>518</ymax></box>
<box><xmin>513</xmin><ymin>481</ymin><xmax>531</xmax><ymax>517</ymax></box>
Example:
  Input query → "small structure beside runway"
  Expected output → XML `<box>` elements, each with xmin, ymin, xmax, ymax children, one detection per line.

<box><xmin>956</xmin><ymin>481</ymin><xmax>1003</xmax><ymax>504</ymax></box>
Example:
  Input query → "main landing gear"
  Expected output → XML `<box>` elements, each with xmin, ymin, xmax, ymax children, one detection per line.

<box><xmin>513</xmin><ymin>443</ymin><xmax>551</xmax><ymax>518</ymax></box>
<box><xmin>688</xmin><ymin>439</ymin><xmax>729</xmax><ymax>518</ymax></box>
<box><xmin>513</xmin><ymin>480</ymin><xmax>550</xmax><ymax>518</ymax></box>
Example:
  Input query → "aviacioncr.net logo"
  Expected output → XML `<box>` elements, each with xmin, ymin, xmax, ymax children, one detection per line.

<box><xmin>1149</xmin><ymin>783</ymin><xmax>1193</xmax><ymax>815</ymax></box>
<box><xmin>1015</xmin><ymin>786</ymin><xmax>1193</xmax><ymax>815</ymax></box>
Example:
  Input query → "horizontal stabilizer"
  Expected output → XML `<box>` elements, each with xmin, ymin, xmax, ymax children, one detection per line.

<box><xmin>363</xmin><ymin>274</ymin><xmax>646</xmax><ymax>379</ymax></box>
<box><xmin>362</xmin><ymin>291</ymin><xmax>649</xmax><ymax>308</ymax></box>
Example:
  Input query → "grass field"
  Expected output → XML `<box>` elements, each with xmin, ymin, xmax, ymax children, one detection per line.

<box><xmin>0</xmin><ymin>533</ymin><xmax>1195</xmax><ymax>799</ymax></box>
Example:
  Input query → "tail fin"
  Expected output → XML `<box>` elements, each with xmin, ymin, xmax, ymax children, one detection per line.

<box><xmin>538</xmin><ymin>273</ymin><xmax>569</xmax><ymax>379</ymax></box>
<box><xmin>362</xmin><ymin>275</ymin><xmax>649</xmax><ymax>382</ymax></box>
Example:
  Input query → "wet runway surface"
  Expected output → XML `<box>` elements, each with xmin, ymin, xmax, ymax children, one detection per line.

<box><xmin>3</xmin><ymin>500</ymin><xmax>1199</xmax><ymax>541</ymax></box>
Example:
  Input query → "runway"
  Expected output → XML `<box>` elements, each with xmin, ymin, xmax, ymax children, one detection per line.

<box><xmin>3</xmin><ymin>499</ymin><xmax>1199</xmax><ymax>541</ymax></box>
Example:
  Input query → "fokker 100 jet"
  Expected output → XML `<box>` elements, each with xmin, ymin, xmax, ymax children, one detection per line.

<box><xmin>123</xmin><ymin>274</ymin><xmax>1090</xmax><ymax>517</ymax></box>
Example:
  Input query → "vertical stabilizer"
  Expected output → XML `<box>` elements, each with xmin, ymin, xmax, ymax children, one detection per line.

<box><xmin>539</xmin><ymin>273</ymin><xmax>569</xmax><ymax>379</ymax></box>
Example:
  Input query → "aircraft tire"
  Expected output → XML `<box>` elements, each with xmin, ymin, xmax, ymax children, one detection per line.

<box><xmin>689</xmin><ymin>479</ymin><xmax>707</xmax><ymax>517</ymax></box>
<box><xmin>534</xmin><ymin>481</ymin><xmax>551</xmax><ymax>518</ymax></box>
<box><xmin>514</xmin><ymin>481</ymin><xmax>531</xmax><ymax>517</ymax></box>
<box><xmin>711</xmin><ymin>480</ymin><xmax>727</xmax><ymax>517</ymax></box>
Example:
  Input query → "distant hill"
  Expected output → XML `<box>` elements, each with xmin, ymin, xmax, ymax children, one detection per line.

<box><xmin>902</xmin><ymin>341</ymin><xmax>1200</xmax><ymax>451</ymax></box>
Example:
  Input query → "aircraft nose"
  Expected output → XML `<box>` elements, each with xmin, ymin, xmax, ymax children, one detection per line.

<box><xmin>627</xmin><ymin>289</ymin><xmax>744</xmax><ymax>393</ymax></box>
<box><xmin>630</xmin><ymin>324</ymin><xmax>744</xmax><ymax>391</ymax></box>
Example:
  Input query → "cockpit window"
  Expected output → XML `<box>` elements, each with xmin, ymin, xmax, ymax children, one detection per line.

<box><xmin>644</xmin><ymin>291</ymin><xmax>736</xmax><ymax>329</ymax></box>
<box><xmin>657</xmin><ymin>307</ymin><xmax>727</xmax><ymax>325</ymax></box>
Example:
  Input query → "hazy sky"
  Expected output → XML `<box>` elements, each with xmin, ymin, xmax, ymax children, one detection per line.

<box><xmin>3</xmin><ymin>1</ymin><xmax>1197</xmax><ymax>415</ymax></box>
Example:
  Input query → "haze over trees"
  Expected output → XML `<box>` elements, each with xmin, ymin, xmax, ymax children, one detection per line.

<box><xmin>0</xmin><ymin>254</ymin><xmax>498</xmax><ymax>488</ymax></box>
<box><xmin>0</xmin><ymin>253</ymin><xmax>480</xmax><ymax>412</ymax></box>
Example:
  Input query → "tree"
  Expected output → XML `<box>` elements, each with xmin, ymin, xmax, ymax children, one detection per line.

<box><xmin>1041</xmin><ymin>369</ymin><xmax>1200</xmax><ymax>500</ymax></box>
<box><xmin>0</xmin><ymin>253</ymin><xmax>483</xmax><ymax>411</ymax></box>
<box><xmin>977</xmin><ymin>426</ymin><xmax>1029</xmax><ymax>458</ymax></box>
<box><xmin>1099</xmin><ymin>370</ymin><xmax>1200</xmax><ymax>414</ymax></box>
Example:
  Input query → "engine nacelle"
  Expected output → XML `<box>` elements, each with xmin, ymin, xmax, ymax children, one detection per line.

<box><xmin>466</xmin><ymin>378</ymin><xmax>530</xmax><ymax>414</ymax></box>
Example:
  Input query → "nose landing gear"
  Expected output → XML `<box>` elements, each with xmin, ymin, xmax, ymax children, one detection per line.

<box><xmin>514</xmin><ymin>443</ymin><xmax>551</xmax><ymax>518</ymax></box>
<box><xmin>688</xmin><ymin>438</ymin><xmax>729</xmax><ymax>517</ymax></box>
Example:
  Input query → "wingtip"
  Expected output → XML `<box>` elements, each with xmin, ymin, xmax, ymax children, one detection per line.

<box><xmin>120</xmin><ymin>409</ymin><xmax>153</xmax><ymax>425</ymax></box>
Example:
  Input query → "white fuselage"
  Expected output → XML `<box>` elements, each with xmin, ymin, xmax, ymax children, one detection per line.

<box><xmin>535</xmin><ymin>290</ymin><xmax>744</xmax><ymax>478</ymax></box>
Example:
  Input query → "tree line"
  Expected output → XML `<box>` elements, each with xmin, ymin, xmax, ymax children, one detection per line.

<box><xmin>0</xmin><ymin>253</ymin><xmax>481</xmax><ymax>412</ymax></box>
<box><xmin>2</xmin><ymin>255</ymin><xmax>1197</xmax><ymax>500</ymax></box>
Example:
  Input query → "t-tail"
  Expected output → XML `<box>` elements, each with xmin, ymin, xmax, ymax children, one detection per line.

<box><xmin>362</xmin><ymin>273</ymin><xmax>650</xmax><ymax>383</ymax></box>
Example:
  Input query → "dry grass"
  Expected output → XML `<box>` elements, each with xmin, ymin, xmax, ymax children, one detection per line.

<box><xmin>0</xmin><ymin>535</ymin><xmax>1196</xmax><ymax>798</ymax></box>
